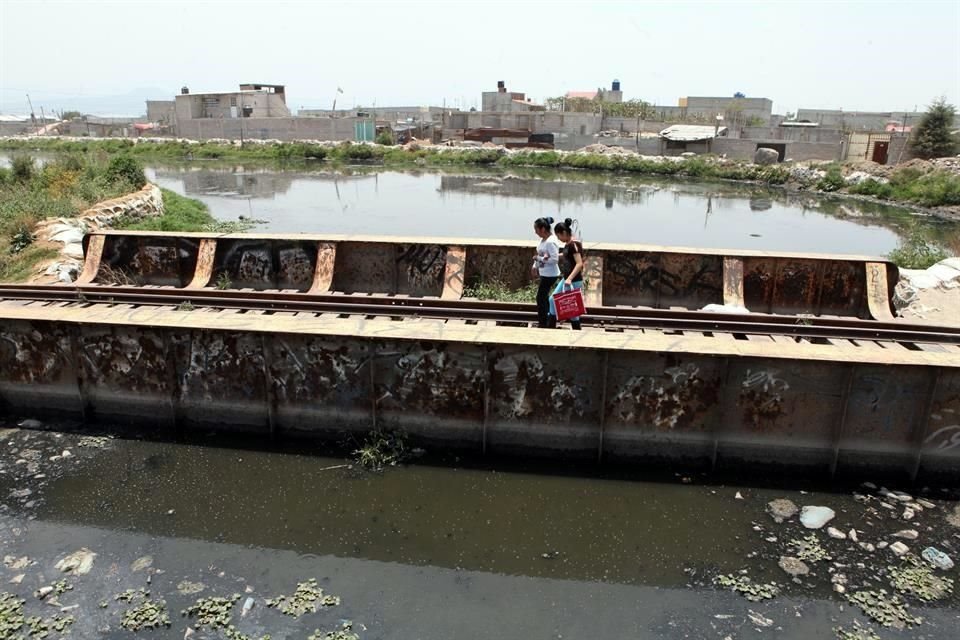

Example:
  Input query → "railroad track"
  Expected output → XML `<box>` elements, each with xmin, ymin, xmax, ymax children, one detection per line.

<box><xmin>2</xmin><ymin>283</ymin><xmax>960</xmax><ymax>346</ymax></box>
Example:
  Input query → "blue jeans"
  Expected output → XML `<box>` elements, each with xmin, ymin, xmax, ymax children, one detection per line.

<box><xmin>548</xmin><ymin>279</ymin><xmax>583</xmax><ymax>322</ymax></box>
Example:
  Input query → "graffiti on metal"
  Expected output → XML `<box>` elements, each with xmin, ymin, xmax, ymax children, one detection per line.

<box><xmin>738</xmin><ymin>369</ymin><xmax>789</xmax><ymax>428</ymax></box>
<box><xmin>396</xmin><ymin>244</ymin><xmax>447</xmax><ymax>293</ymax></box>
<box><xmin>609</xmin><ymin>363</ymin><xmax>719</xmax><ymax>430</ymax></box>
<box><xmin>492</xmin><ymin>353</ymin><xmax>585</xmax><ymax>421</ymax></box>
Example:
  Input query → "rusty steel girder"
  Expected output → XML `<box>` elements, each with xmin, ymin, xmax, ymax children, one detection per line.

<box><xmin>79</xmin><ymin>232</ymin><xmax>899</xmax><ymax>319</ymax></box>
<box><xmin>0</xmin><ymin>301</ymin><xmax>956</xmax><ymax>480</ymax></box>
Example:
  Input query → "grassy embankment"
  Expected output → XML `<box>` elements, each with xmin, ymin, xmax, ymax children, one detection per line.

<box><xmin>0</xmin><ymin>152</ymin><xmax>216</xmax><ymax>282</ymax></box>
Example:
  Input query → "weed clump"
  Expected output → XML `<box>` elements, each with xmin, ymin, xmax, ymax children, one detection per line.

<box><xmin>353</xmin><ymin>430</ymin><xmax>409</xmax><ymax>471</ymax></box>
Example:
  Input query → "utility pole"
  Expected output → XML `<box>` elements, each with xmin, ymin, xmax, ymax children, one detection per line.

<box><xmin>40</xmin><ymin>106</ymin><xmax>46</xmax><ymax>134</ymax></box>
<box><xmin>26</xmin><ymin>94</ymin><xmax>37</xmax><ymax>132</ymax></box>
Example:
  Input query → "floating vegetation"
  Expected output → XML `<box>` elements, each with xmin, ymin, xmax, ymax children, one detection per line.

<box><xmin>789</xmin><ymin>534</ymin><xmax>832</xmax><ymax>562</ymax></box>
<box><xmin>353</xmin><ymin>430</ymin><xmax>409</xmax><ymax>471</ymax></box>
<box><xmin>834</xmin><ymin>620</ymin><xmax>880</xmax><ymax>640</ymax></box>
<box><xmin>889</xmin><ymin>555</ymin><xmax>954</xmax><ymax>602</ymax></box>
<box><xmin>714</xmin><ymin>574</ymin><xmax>780</xmax><ymax>601</ymax></box>
<box><xmin>51</xmin><ymin>580</ymin><xmax>71</xmax><ymax>597</ymax></box>
<box><xmin>846</xmin><ymin>589</ymin><xmax>921</xmax><ymax>629</ymax></box>
<box><xmin>182</xmin><ymin>594</ymin><xmax>241</xmax><ymax>630</ymax></box>
<box><xmin>25</xmin><ymin>614</ymin><xmax>74</xmax><ymax>637</ymax></box>
<box><xmin>266</xmin><ymin>579</ymin><xmax>340</xmax><ymax>617</ymax></box>
<box><xmin>308</xmin><ymin>621</ymin><xmax>360</xmax><ymax>640</ymax></box>
<box><xmin>0</xmin><ymin>593</ymin><xmax>25</xmax><ymax>639</ymax></box>
<box><xmin>0</xmin><ymin>592</ymin><xmax>75</xmax><ymax>639</ymax></box>
<box><xmin>116</xmin><ymin>589</ymin><xmax>171</xmax><ymax>631</ymax></box>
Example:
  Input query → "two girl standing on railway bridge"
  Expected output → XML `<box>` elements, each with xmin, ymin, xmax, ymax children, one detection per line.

<box><xmin>549</xmin><ymin>218</ymin><xmax>584</xmax><ymax>330</ymax></box>
<box><xmin>532</xmin><ymin>216</ymin><xmax>584</xmax><ymax>330</ymax></box>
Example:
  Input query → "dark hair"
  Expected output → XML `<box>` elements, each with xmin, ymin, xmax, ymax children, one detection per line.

<box><xmin>554</xmin><ymin>218</ymin><xmax>575</xmax><ymax>235</ymax></box>
<box><xmin>534</xmin><ymin>216</ymin><xmax>554</xmax><ymax>231</ymax></box>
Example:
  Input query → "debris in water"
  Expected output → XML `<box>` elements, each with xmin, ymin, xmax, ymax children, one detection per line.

<box><xmin>888</xmin><ymin>542</ymin><xmax>909</xmax><ymax>557</ymax></box>
<box><xmin>826</xmin><ymin>527</ymin><xmax>846</xmax><ymax>540</ymax></box>
<box><xmin>353</xmin><ymin>429</ymin><xmax>410</xmax><ymax>471</ymax></box>
<box><xmin>241</xmin><ymin>596</ymin><xmax>255</xmax><ymax>617</ymax></box>
<box><xmin>748</xmin><ymin>610</ymin><xmax>774</xmax><ymax>627</ymax></box>
<box><xmin>892</xmin><ymin>529</ymin><xmax>918</xmax><ymax>540</ymax></box>
<box><xmin>4</xmin><ymin>556</ymin><xmax>30</xmax><ymax>570</ymax></box>
<box><xmin>799</xmin><ymin>505</ymin><xmax>835</xmax><ymax>529</ymax></box>
<box><xmin>778</xmin><ymin>556</ymin><xmax>809</xmax><ymax>577</ymax></box>
<box><xmin>54</xmin><ymin>548</ymin><xmax>96</xmax><ymax>575</ymax></box>
<box><xmin>921</xmin><ymin>547</ymin><xmax>954</xmax><ymax>570</ymax></box>
<box><xmin>131</xmin><ymin>556</ymin><xmax>153</xmax><ymax>573</ymax></box>
<box><xmin>77</xmin><ymin>435</ymin><xmax>112</xmax><ymax>448</ymax></box>
<box><xmin>766</xmin><ymin>499</ymin><xmax>798</xmax><ymax>523</ymax></box>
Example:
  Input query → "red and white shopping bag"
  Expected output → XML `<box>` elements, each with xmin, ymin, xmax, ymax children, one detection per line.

<box><xmin>553</xmin><ymin>287</ymin><xmax>586</xmax><ymax>322</ymax></box>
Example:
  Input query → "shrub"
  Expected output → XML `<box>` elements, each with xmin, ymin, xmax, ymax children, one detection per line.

<box><xmin>849</xmin><ymin>178</ymin><xmax>894</xmax><ymax>199</ymax></box>
<box><xmin>816</xmin><ymin>165</ymin><xmax>845</xmax><ymax>192</ymax></box>
<box><xmin>11</xmin><ymin>155</ymin><xmax>34</xmax><ymax>182</ymax></box>
<box><xmin>888</xmin><ymin>227</ymin><xmax>950</xmax><ymax>269</ymax></box>
<box><xmin>375</xmin><ymin>130</ymin><xmax>395</xmax><ymax>146</ymax></box>
<box><xmin>104</xmin><ymin>155</ymin><xmax>146</xmax><ymax>188</ymax></box>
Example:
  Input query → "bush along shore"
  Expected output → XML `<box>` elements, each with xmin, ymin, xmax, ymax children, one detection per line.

<box><xmin>2</xmin><ymin>137</ymin><xmax>960</xmax><ymax>211</ymax></box>
<box><xmin>0</xmin><ymin>152</ymin><xmax>231</xmax><ymax>282</ymax></box>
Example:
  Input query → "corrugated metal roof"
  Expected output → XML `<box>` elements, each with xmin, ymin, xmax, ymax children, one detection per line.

<box><xmin>659</xmin><ymin>124</ymin><xmax>727</xmax><ymax>141</ymax></box>
<box><xmin>0</xmin><ymin>115</ymin><xmax>29</xmax><ymax>122</ymax></box>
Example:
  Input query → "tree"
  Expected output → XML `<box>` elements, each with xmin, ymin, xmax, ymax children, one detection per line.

<box><xmin>911</xmin><ymin>97</ymin><xmax>957</xmax><ymax>159</ymax></box>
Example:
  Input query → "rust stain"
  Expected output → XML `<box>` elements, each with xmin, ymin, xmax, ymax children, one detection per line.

<box><xmin>309</xmin><ymin>241</ymin><xmax>337</xmax><ymax>293</ymax></box>
<box><xmin>187</xmin><ymin>238</ymin><xmax>217</xmax><ymax>289</ymax></box>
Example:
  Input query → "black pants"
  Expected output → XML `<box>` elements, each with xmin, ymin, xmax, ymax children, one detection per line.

<box><xmin>537</xmin><ymin>276</ymin><xmax>557</xmax><ymax>328</ymax></box>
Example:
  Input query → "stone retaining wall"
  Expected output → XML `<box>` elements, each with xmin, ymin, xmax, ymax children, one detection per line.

<box><xmin>33</xmin><ymin>183</ymin><xmax>163</xmax><ymax>282</ymax></box>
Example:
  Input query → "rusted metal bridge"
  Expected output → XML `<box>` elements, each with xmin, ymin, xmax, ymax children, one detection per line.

<box><xmin>1</xmin><ymin>232</ymin><xmax>957</xmax><ymax>481</ymax></box>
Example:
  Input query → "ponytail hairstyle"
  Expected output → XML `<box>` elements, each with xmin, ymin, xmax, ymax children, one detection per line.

<box><xmin>554</xmin><ymin>217</ymin><xmax>578</xmax><ymax>237</ymax></box>
<box><xmin>534</xmin><ymin>216</ymin><xmax>555</xmax><ymax>232</ymax></box>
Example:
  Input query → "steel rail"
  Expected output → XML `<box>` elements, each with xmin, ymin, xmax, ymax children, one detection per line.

<box><xmin>1</xmin><ymin>284</ymin><xmax>959</xmax><ymax>346</ymax></box>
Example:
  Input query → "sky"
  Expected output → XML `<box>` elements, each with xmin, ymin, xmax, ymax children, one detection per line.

<box><xmin>1</xmin><ymin>0</ymin><xmax>958</xmax><ymax>116</ymax></box>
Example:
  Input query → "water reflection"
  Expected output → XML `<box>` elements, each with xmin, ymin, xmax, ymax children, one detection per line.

<box><xmin>61</xmin><ymin>159</ymin><xmax>960</xmax><ymax>255</ymax></box>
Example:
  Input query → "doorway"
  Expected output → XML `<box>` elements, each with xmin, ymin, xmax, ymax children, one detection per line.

<box><xmin>872</xmin><ymin>141</ymin><xmax>889</xmax><ymax>164</ymax></box>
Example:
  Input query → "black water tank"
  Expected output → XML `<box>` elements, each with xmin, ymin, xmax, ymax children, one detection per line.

<box><xmin>181</xmin><ymin>86</ymin><xmax>189</xmax><ymax>95</ymax></box>
<box><xmin>612</xmin><ymin>79</ymin><xmax>621</xmax><ymax>91</ymax></box>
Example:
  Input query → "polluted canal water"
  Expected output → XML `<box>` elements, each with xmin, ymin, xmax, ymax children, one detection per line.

<box><xmin>0</xmin><ymin>422</ymin><xmax>957</xmax><ymax>639</ymax></box>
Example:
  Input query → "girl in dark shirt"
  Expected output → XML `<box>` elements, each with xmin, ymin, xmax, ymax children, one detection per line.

<box><xmin>548</xmin><ymin>218</ymin><xmax>584</xmax><ymax>330</ymax></box>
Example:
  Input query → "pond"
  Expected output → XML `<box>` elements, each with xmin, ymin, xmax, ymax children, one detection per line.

<box><xmin>145</xmin><ymin>162</ymin><xmax>960</xmax><ymax>256</ymax></box>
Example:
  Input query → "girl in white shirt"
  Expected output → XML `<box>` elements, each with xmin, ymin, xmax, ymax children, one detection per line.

<box><xmin>531</xmin><ymin>216</ymin><xmax>560</xmax><ymax>328</ymax></box>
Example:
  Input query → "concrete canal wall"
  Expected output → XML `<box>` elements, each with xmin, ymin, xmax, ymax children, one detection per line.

<box><xmin>0</xmin><ymin>303</ymin><xmax>957</xmax><ymax>480</ymax></box>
